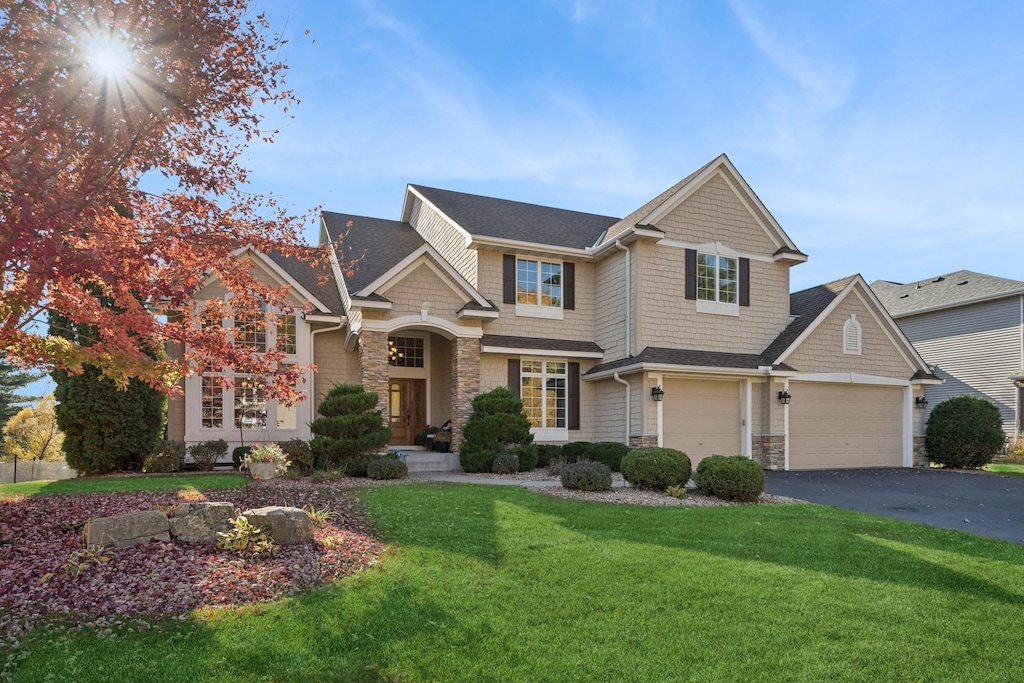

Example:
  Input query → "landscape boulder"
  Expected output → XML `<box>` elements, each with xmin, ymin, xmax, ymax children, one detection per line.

<box><xmin>241</xmin><ymin>506</ymin><xmax>314</xmax><ymax>545</ymax></box>
<box><xmin>169</xmin><ymin>502</ymin><xmax>236</xmax><ymax>543</ymax></box>
<box><xmin>85</xmin><ymin>509</ymin><xmax>170</xmax><ymax>547</ymax></box>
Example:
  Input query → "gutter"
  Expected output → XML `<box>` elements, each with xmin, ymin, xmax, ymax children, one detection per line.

<box><xmin>308</xmin><ymin>318</ymin><xmax>346</xmax><ymax>428</ymax></box>
<box><xmin>613</xmin><ymin>372</ymin><xmax>630</xmax><ymax>446</ymax></box>
<box><xmin>615</xmin><ymin>239</ymin><xmax>631</xmax><ymax>357</ymax></box>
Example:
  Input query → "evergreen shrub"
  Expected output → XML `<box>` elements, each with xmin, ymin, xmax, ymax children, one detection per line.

<box><xmin>560</xmin><ymin>461</ymin><xmax>612</xmax><ymax>491</ymax></box>
<box><xmin>309</xmin><ymin>384</ymin><xmax>391</xmax><ymax>476</ymax></box>
<box><xmin>925</xmin><ymin>395</ymin><xmax>1005</xmax><ymax>468</ymax></box>
<box><xmin>694</xmin><ymin>455</ymin><xmax>764</xmax><ymax>503</ymax></box>
<box><xmin>459</xmin><ymin>387</ymin><xmax>533</xmax><ymax>473</ymax></box>
<box><xmin>621</xmin><ymin>447</ymin><xmax>691</xmax><ymax>491</ymax></box>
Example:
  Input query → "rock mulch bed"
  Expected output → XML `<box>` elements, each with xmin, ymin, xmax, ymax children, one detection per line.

<box><xmin>0</xmin><ymin>480</ymin><xmax>386</xmax><ymax>651</ymax></box>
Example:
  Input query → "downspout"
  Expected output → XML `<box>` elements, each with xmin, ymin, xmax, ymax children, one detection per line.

<box><xmin>614</xmin><ymin>372</ymin><xmax>630</xmax><ymax>446</ymax></box>
<box><xmin>615</xmin><ymin>240</ymin><xmax>631</xmax><ymax>357</ymax></box>
<box><xmin>308</xmin><ymin>318</ymin><xmax>345</xmax><ymax>429</ymax></box>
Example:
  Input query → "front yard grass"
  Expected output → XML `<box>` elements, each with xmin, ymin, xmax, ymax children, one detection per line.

<box><xmin>11</xmin><ymin>482</ymin><xmax>1024</xmax><ymax>682</ymax></box>
<box><xmin>0</xmin><ymin>472</ymin><xmax>247</xmax><ymax>498</ymax></box>
<box><xmin>986</xmin><ymin>462</ymin><xmax>1024</xmax><ymax>478</ymax></box>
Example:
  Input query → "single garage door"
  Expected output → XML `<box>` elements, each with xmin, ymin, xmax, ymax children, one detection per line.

<box><xmin>663</xmin><ymin>379</ymin><xmax>741</xmax><ymax>467</ymax></box>
<box><xmin>789</xmin><ymin>382</ymin><xmax>903</xmax><ymax>469</ymax></box>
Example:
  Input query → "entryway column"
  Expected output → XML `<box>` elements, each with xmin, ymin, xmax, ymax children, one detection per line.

<box><xmin>359</xmin><ymin>330</ymin><xmax>390</xmax><ymax>418</ymax></box>
<box><xmin>450</xmin><ymin>337</ymin><xmax>480</xmax><ymax>452</ymax></box>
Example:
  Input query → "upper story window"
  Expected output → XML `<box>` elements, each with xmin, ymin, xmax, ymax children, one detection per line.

<box><xmin>234</xmin><ymin>303</ymin><xmax>266</xmax><ymax>352</ymax></box>
<box><xmin>517</xmin><ymin>259</ymin><xmax>562</xmax><ymax>308</ymax></box>
<box><xmin>277</xmin><ymin>314</ymin><xmax>296</xmax><ymax>355</ymax></box>
<box><xmin>697</xmin><ymin>253</ymin><xmax>738</xmax><ymax>304</ymax></box>
<box><xmin>843</xmin><ymin>314</ymin><xmax>862</xmax><ymax>355</ymax></box>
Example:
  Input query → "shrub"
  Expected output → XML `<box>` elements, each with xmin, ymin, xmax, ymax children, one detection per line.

<box><xmin>144</xmin><ymin>440</ymin><xmax>184</xmax><ymax>473</ymax></box>
<box><xmin>231</xmin><ymin>446</ymin><xmax>251</xmax><ymax>470</ymax></box>
<box><xmin>188</xmin><ymin>439</ymin><xmax>227</xmax><ymax>471</ymax></box>
<box><xmin>621</xmin><ymin>447</ymin><xmax>691</xmax><ymax>491</ymax></box>
<box><xmin>1005</xmin><ymin>433</ymin><xmax>1024</xmax><ymax>464</ymax></box>
<box><xmin>459</xmin><ymin>387</ymin><xmax>533</xmax><ymax>473</ymax></box>
<box><xmin>590</xmin><ymin>442</ymin><xmax>629</xmax><ymax>472</ymax></box>
<box><xmin>367</xmin><ymin>456</ymin><xmax>408</xmax><ymax>480</ymax></box>
<box><xmin>309</xmin><ymin>384</ymin><xmax>392</xmax><ymax>473</ymax></box>
<box><xmin>562</xmin><ymin>441</ymin><xmax>594</xmax><ymax>463</ymax></box>
<box><xmin>491</xmin><ymin>452</ymin><xmax>520</xmax><ymax>474</ymax></box>
<box><xmin>925</xmin><ymin>395</ymin><xmax>1005</xmax><ymax>468</ymax></box>
<box><xmin>666</xmin><ymin>485</ymin><xmax>687</xmax><ymax>499</ymax></box>
<box><xmin>311</xmin><ymin>469</ymin><xmax>344</xmax><ymax>483</ymax></box>
<box><xmin>511</xmin><ymin>443</ymin><xmax>538</xmax><ymax>471</ymax></box>
<box><xmin>695</xmin><ymin>455</ymin><xmax>764</xmax><ymax>503</ymax></box>
<box><xmin>536</xmin><ymin>444</ymin><xmax>562</xmax><ymax>468</ymax></box>
<box><xmin>279</xmin><ymin>439</ymin><xmax>314</xmax><ymax>475</ymax></box>
<box><xmin>560</xmin><ymin>461</ymin><xmax>612</xmax><ymax>491</ymax></box>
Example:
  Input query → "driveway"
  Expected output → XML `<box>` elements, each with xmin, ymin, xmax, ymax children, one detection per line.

<box><xmin>764</xmin><ymin>468</ymin><xmax>1024</xmax><ymax>543</ymax></box>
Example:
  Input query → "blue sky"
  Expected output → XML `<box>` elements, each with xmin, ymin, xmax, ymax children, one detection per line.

<box><xmin>240</xmin><ymin>0</ymin><xmax>1024</xmax><ymax>293</ymax></box>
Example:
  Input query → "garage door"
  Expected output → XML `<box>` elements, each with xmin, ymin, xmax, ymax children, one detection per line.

<box><xmin>789</xmin><ymin>382</ymin><xmax>903</xmax><ymax>469</ymax></box>
<box><xmin>663</xmin><ymin>379</ymin><xmax>741</xmax><ymax>467</ymax></box>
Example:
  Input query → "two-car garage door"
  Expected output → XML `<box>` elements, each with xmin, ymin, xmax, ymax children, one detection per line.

<box><xmin>788</xmin><ymin>382</ymin><xmax>904</xmax><ymax>469</ymax></box>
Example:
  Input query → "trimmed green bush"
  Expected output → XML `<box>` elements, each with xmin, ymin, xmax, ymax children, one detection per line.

<box><xmin>925</xmin><ymin>395</ymin><xmax>1005</xmax><ymax>468</ymax></box>
<box><xmin>459</xmin><ymin>387</ymin><xmax>534</xmax><ymax>473</ymax></box>
<box><xmin>144</xmin><ymin>440</ymin><xmax>184</xmax><ymax>473</ymax></box>
<box><xmin>591</xmin><ymin>442</ymin><xmax>629</xmax><ymax>472</ymax></box>
<box><xmin>491</xmin><ymin>452</ymin><xmax>520</xmax><ymax>474</ymax></box>
<box><xmin>279</xmin><ymin>439</ymin><xmax>314</xmax><ymax>475</ymax></box>
<box><xmin>188</xmin><ymin>439</ymin><xmax>227</xmax><ymax>471</ymax></box>
<box><xmin>621</xmin><ymin>447</ymin><xmax>691</xmax><ymax>491</ymax></box>
<box><xmin>310</xmin><ymin>384</ymin><xmax>392</xmax><ymax>473</ymax></box>
<box><xmin>562</xmin><ymin>441</ymin><xmax>595</xmax><ymax>463</ymax></box>
<box><xmin>232</xmin><ymin>446</ymin><xmax>252</xmax><ymax>470</ymax></box>
<box><xmin>695</xmin><ymin>455</ymin><xmax>764</xmax><ymax>503</ymax></box>
<box><xmin>536</xmin><ymin>444</ymin><xmax>562</xmax><ymax>468</ymax></box>
<box><xmin>511</xmin><ymin>443</ymin><xmax>538</xmax><ymax>471</ymax></box>
<box><xmin>561</xmin><ymin>461</ymin><xmax>612</xmax><ymax>491</ymax></box>
<box><xmin>366</xmin><ymin>456</ymin><xmax>408</xmax><ymax>480</ymax></box>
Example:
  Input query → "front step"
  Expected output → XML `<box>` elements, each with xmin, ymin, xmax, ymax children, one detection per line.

<box><xmin>402</xmin><ymin>451</ymin><xmax>461</xmax><ymax>473</ymax></box>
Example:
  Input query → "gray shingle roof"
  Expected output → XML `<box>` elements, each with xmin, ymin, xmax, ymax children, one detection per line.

<box><xmin>480</xmin><ymin>335</ymin><xmax>602</xmax><ymax>354</ymax></box>
<box><xmin>411</xmin><ymin>185</ymin><xmax>619</xmax><ymax>250</ymax></box>
<box><xmin>760</xmin><ymin>275</ymin><xmax>857</xmax><ymax>364</ymax></box>
<box><xmin>585</xmin><ymin>347</ymin><xmax>795</xmax><ymax>376</ymax></box>
<box><xmin>322</xmin><ymin>211</ymin><xmax>425</xmax><ymax>295</ymax></box>
<box><xmin>266</xmin><ymin>249</ymin><xmax>345</xmax><ymax>315</ymax></box>
<box><xmin>870</xmin><ymin>270</ymin><xmax>1024</xmax><ymax>317</ymax></box>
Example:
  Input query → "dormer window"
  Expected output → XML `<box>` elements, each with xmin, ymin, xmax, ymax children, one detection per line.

<box><xmin>843</xmin><ymin>314</ymin><xmax>862</xmax><ymax>355</ymax></box>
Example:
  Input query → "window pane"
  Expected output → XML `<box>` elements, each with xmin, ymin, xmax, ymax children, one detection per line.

<box><xmin>540</xmin><ymin>262</ymin><xmax>561</xmax><ymax>307</ymax></box>
<box><xmin>235</xmin><ymin>307</ymin><xmax>266</xmax><ymax>352</ymax></box>
<box><xmin>234</xmin><ymin>377</ymin><xmax>266</xmax><ymax>429</ymax></box>
<box><xmin>388</xmin><ymin>336</ymin><xmax>424</xmax><ymax>367</ymax></box>
<box><xmin>517</xmin><ymin>259</ymin><xmax>538</xmax><ymax>305</ymax></box>
<box><xmin>521</xmin><ymin>359</ymin><xmax>542</xmax><ymax>373</ymax></box>
<box><xmin>201</xmin><ymin>375</ymin><xmax>223</xmax><ymax>429</ymax></box>
<box><xmin>719</xmin><ymin>257</ymin><xmax>737</xmax><ymax>304</ymax></box>
<box><xmin>697</xmin><ymin>254</ymin><xmax>716</xmax><ymax>301</ymax></box>
<box><xmin>277</xmin><ymin>314</ymin><xmax>296</xmax><ymax>355</ymax></box>
<box><xmin>521</xmin><ymin>376</ymin><xmax>543</xmax><ymax>428</ymax></box>
<box><xmin>546</xmin><ymin>377</ymin><xmax>566</xmax><ymax>429</ymax></box>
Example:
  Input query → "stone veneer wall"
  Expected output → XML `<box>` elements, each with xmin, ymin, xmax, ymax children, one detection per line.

<box><xmin>752</xmin><ymin>435</ymin><xmax>785</xmax><ymax>470</ymax></box>
<box><xmin>358</xmin><ymin>330</ymin><xmax>390</xmax><ymax>418</ymax></box>
<box><xmin>913</xmin><ymin>436</ymin><xmax>928</xmax><ymax>468</ymax></box>
<box><xmin>629</xmin><ymin>434</ymin><xmax>658</xmax><ymax>448</ymax></box>
<box><xmin>450</xmin><ymin>337</ymin><xmax>480</xmax><ymax>452</ymax></box>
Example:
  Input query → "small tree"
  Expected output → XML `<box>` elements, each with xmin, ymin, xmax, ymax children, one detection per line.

<box><xmin>0</xmin><ymin>358</ymin><xmax>41</xmax><ymax>429</ymax></box>
<box><xmin>2</xmin><ymin>395</ymin><xmax>63</xmax><ymax>461</ymax></box>
<box><xmin>309</xmin><ymin>384</ymin><xmax>391</xmax><ymax>476</ymax></box>
<box><xmin>925</xmin><ymin>395</ymin><xmax>1005</xmax><ymax>469</ymax></box>
<box><xmin>459</xmin><ymin>387</ymin><xmax>534</xmax><ymax>473</ymax></box>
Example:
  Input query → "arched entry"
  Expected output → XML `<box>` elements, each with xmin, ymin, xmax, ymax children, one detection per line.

<box><xmin>384</xmin><ymin>327</ymin><xmax>453</xmax><ymax>446</ymax></box>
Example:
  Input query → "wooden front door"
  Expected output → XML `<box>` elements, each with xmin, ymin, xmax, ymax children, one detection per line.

<box><xmin>388</xmin><ymin>379</ymin><xmax>426</xmax><ymax>445</ymax></box>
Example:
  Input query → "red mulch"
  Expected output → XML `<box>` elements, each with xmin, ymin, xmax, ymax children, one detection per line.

<box><xmin>0</xmin><ymin>479</ymin><xmax>387</xmax><ymax>649</ymax></box>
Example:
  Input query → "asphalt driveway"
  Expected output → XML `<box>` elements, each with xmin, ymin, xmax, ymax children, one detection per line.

<box><xmin>764</xmin><ymin>468</ymin><xmax>1024</xmax><ymax>543</ymax></box>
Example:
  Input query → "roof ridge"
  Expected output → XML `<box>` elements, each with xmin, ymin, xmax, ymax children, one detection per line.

<box><xmin>408</xmin><ymin>184</ymin><xmax>620</xmax><ymax>221</ymax></box>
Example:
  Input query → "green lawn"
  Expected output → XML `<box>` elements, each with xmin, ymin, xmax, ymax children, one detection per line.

<box><xmin>0</xmin><ymin>472</ymin><xmax>247</xmax><ymax>498</ymax></box>
<box><xmin>12</xmin><ymin>483</ymin><xmax>1024</xmax><ymax>682</ymax></box>
<box><xmin>985</xmin><ymin>462</ymin><xmax>1024</xmax><ymax>478</ymax></box>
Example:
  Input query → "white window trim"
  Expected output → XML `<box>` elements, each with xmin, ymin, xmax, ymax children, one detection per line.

<box><xmin>516</xmin><ymin>257</ymin><xmax>564</xmax><ymax>317</ymax></box>
<box><xmin>843</xmin><ymin>314</ymin><xmax>862</xmax><ymax>355</ymax></box>
<box><xmin>696</xmin><ymin>299</ymin><xmax>740</xmax><ymax>317</ymax></box>
<box><xmin>696</xmin><ymin>250</ymin><xmax>739</xmax><ymax>310</ymax></box>
<box><xmin>521</xmin><ymin>358</ymin><xmax>569</xmax><ymax>433</ymax></box>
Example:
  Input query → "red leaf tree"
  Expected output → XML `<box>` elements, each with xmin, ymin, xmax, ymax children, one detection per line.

<box><xmin>0</xmin><ymin>0</ymin><xmax>325</xmax><ymax>401</ymax></box>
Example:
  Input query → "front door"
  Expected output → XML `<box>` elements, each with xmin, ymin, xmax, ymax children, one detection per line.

<box><xmin>388</xmin><ymin>379</ymin><xmax>426</xmax><ymax>445</ymax></box>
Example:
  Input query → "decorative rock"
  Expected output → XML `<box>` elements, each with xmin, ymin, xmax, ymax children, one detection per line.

<box><xmin>241</xmin><ymin>506</ymin><xmax>314</xmax><ymax>545</ymax></box>
<box><xmin>169</xmin><ymin>502</ymin><xmax>236</xmax><ymax>543</ymax></box>
<box><xmin>85</xmin><ymin>509</ymin><xmax>170</xmax><ymax>547</ymax></box>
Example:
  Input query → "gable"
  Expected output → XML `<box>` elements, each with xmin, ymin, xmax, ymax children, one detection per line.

<box><xmin>197</xmin><ymin>254</ymin><xmax>311</xmax><ymax>309</ymax></box>
<box><xmin>654</xmin><ymin>171</ymin><xmax>782</xmax><ymax>257</ymax></box>
<box><xmin>783</xmin><ymin>288</ymin><xmax>919</xmax><ymax>378</ymax></box>
<box><xmin>378</xmin><ymin>257</ymin><xmax>473</xmax><ymax>320</ymax></box>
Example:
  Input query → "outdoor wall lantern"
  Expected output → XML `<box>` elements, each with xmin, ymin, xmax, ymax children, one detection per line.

<box><xmin>915</xmin><ymin>396</ymin><xmax>929</xmax><ymax>408</ymax></box>
<box><xmin>777</xmin><ymin>390</ymin><xmax>792</xmax><ymax>405</ymax></box>
<box><xmin>651</xmin><ymin>386</ymin><xmax>665</xmax><ymax>402</ymax></box>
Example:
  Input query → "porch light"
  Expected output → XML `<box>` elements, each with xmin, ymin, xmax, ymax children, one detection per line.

<box><xmin>651</xmin><ymin>386</ymin><xmax>665</xmax><ymax>402</ymax></box>
<box><xmin>777</xmin><ymin>390</ymin><xmax>791</xmax><ymax>405</ymax></box>
<box><xmin>915</xmin><ymin>396</ymin><xmax>929</xmax><ymax>408</ymax></box>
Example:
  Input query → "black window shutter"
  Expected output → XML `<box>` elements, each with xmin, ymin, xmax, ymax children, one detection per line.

<box><xmin>503</xmin><ymin>255</ymin><xmax>516</xmax><ymax>304</ymax></box>
<box><xmin>739</xmin><ymin>257</ymin><xmax>750</xmax><ymax>307</ymax></box>
<box><xmin>508</xmin><ymin>359</ymin><xmax>521</xmax><ymax>397</ymax></box>
<box><xmin>568</xmin><ymin>362</ymin><xmax>580</xmax><ymax>430</ymax></box>
<box><xmin>684</xmin><ymin>249</ymin><xmax>697</xmax><ymax>300</ymax></box>
<box><xmin>563</xmin><ymin>262</ymin><xmax>575</xmax><ymax>310</ymax></box>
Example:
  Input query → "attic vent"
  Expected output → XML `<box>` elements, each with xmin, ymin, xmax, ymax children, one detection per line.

<box><xmin>932</xmin><ymin>276</ymin><xmax>945</xmax><ymax>283</ymax></box>
<box><xmin>899</xmin><ymin>294</ymin><xmax>910</xmax><ymax>299</ymax></box>
<box><xmin>843</xmin><ymin>314</ymin><xmax>862</xmax><ymax>355</ymax></box>
<box><xmin>957</xmin><ymin>280</ymin><xmax>969</xmax><ymax>286</ymax></box>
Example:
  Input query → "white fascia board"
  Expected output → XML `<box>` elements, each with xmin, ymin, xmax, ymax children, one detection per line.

<box><xmin>303</xmin><ymin>314</ymin><xmax>345</xmax><ymax>324</ymax></box>
<box><xmin>583</xmin><ymin>362</ymin><xmax>772</xmax><ymax>382</ymax></box>
<box><xmin>773</xmin><ymin>251</ymin><xmax>809</xmax><ymax>263</ymax></box>
<box><xmin>656</xmin><ymin>238</ymin><xmax>774</xmax><ymax>263</ymax></box>
<box><xmin>790</xmin><ymin>372</ymin><xmax>910</xmax><ymax>387</ymax></box>
<box><xmin>639</xmin><ymin>157</ymin><xmax>725</xmax><ymax>226</ymax></box>
<box><xmin>356</xmin><ymin>245</ymin><xmax>490</xmax><ymax>309</ymax></box>
<box><xmin>244</xmin><ymin>249</ymin><xmax>333</xmax><ymax>314</ymax></box>
<box><xmin>849</xmin><ymin>284</ymin><xmax>928</xmax><ymax>373</ymax></box>
<box><xmin>350</xmin><ymin>298</ymin><xmax>392</xmax><ymax>310</ymax></box>
<box><xmin>458</xmin><ymin>309</ymin><xmax>500</xmax><ymax>320</ymax></box>
<box><xmin>772</xmin><ymin>279</ymin><xmax>858</xmax><ymax>365</ymax></box>
<box><xmin>403</xmin><ymin>186</ymin><xmax>474</xmax><ymax>244</ymax></box>
<box><xmin>468</xmin><ymin>235</ymin><xmax>595</xmax><ymax>261</ymax></box>
<box><xmin>912</xmin><ymin>377</ymin><xmax>945</xmax><ymax>386</ymax></box>
<box><xmin>361</xmin><ymin>314</ymin><xmax>483</xmax><ymax>339</ymax></box>
<box><xmin>481</xmin><ymin>345</ymin><xmax>604</xmax><ymax>359</ymax></box>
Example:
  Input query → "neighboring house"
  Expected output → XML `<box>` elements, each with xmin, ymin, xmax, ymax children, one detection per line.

<box><xmin>872</xmin><ymin>271</ymin><xmax>1024</xmax><ymax>439</ymax></box>
<box><xmin>167</xmin><ymin>154</ymin><xmax>938</xmax><ymax>470</ymax></box>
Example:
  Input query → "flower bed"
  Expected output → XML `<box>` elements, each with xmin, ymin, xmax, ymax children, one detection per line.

<box><xmin>0</xmin><ymin>480</ymin><xmax>386</xmax><ymax>646</ymax></box>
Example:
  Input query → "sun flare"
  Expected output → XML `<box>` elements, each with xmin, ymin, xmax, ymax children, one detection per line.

<box><xmin>86</xmin><ymin>34</ymin><xmax>134</xmax><ymax>82</ymax></box>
